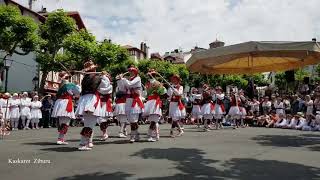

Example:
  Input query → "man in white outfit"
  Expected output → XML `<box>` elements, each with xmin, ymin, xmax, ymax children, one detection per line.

<box><xmin>122</xmin><ymin>65</ymin><xmax>144</xmax><ymax>143</ymax></box>
<box><xmin>76</xmin><ymin>60</ymin><xmax>108</xmax><ymax>151</ymax></box>
<box><xmin>97</xmin><ymin>72</ymin><xmax>113</xmax><ymax>141</ymax></box>
<box><xmin>167</xmin><ymin>74</ymin><xmax>185</xmax><ymax>137</ymax></box>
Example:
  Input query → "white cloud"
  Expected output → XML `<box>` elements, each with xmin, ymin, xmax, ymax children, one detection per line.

<box><xmin>15</xmin><ymin>0</ymin><xmax>320</xmax><ymax>54</ymax></box>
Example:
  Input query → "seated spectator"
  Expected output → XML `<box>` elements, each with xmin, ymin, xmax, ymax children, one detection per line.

<box><xmin>295</xmin><ymin>112</ymin><xmax>307</xmax><ymax>130</ymax></box>
<box><xmin>256</xmin><ymin>112</ymin><xmax>270</xmax><ymax>127</ymax></box>
<box><xmin>266</xmin><ymin>111</ymin><xmax>279</xmax><ymax>128</ymax></box>
<box><xmin>244</xmin><ymin>110</ymin><xmax>255</xmax><ymax>126</ymax></box>
<box><xmin>274</xmin><ymin>113</ymin><xmax>286</xmax><ymax>128</ymax></box>
<box><xmin>285</xmin><ymin>113</ymin><xmax>299</xmax><ymax>129</ymax></box>
<box><xmin>313</xmin><ymin>111</ymin><xmax>320</xmax><ymax>131</ymax></box>
<box><xmin>280</xmin><ymin>114</ymin><xmax>293</xmax><ymax>129</ymax></box>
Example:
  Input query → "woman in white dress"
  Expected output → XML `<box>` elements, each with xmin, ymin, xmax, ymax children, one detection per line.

<box><xmin>305</xmin><ymin>95</ymin><xmax>314</xmax><ymax>117</ymax></box>
<box><xmin>9</xmin><ymin>93</ymin><xmax>20</xmax><ymax>130</ymax></box>
<box><xmin>213</xmin><ymin>86</ymin><xmax>225</xmax><ymax>129</ymax></box>
<box><xmin>274</xmin><ymin>97</ymin><xmax>285</xmax><ymax>116</ymax></box>
<box><xmin>30</xmin><ymin>95</ymin><xmax>42</xmax><ymax>129</ymax></box>
<box><xmin>20</xmin><ymin>92</ymin><xmax>31</xmax><ymax>130</ymax></box>
<box><xmin>190</xmin><ymin>88</ymin><xmax>202</xmax><ymax>128</ymax></box>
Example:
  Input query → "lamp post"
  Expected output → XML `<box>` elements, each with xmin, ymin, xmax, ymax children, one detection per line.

<box><xmin>32</xmin><ymin>76</ymin><xmax>39</xmax><ymax>91</ymax></box>
<box><xmin>4</xmin><ymin>57</ymin><xmax>13</xmax><ymax>92</ymax></box>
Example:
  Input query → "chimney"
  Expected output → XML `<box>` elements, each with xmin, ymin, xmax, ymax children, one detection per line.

<box><xmin>144</xmin><ymin>43</ymin><xmax>148</xmax><ymax>58</ymax></box>
<box><xmin>209</xmin><ymin>39</ymin><xmax>225</xmax><ymax>49</ymax></box>
<box><xmin>38</xmin><ymin>7</ymin><xmax>47</xmax><ymax>14</ymax></box>
<box><xmin>140</xmin><ymin>42</ymin><xmax>144</xmax><ymax>52</ymax></box>
<box><xmin>312</xmin><ymin>38</ymin><xmax>317</xmax><ymax>42</ymax></box>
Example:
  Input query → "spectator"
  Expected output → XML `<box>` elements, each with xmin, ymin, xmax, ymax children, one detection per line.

<box><xmin>41</xmin><ymin>94</ymin><xmax>53</xmax><ymax>128</ymax></box>
<box><xmin>266</xmin><ymin>111</ymin><xmax>279</xmax><ymax>128</ymax></box>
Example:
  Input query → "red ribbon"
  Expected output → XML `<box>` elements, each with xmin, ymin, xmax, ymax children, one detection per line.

<box><xmin>148</xmin><ymin>94</ymin><xmax>162</xmax><ymax>108</ymax></box>
<box><xmin>59</xmin><ymin>94</ymin><xmax>73</xmax><ymax>113</ymax></box>
<box><xmin>131</xmin><ymin>93</ymin><xmax>144</xmax><ymax>109</ymax></box>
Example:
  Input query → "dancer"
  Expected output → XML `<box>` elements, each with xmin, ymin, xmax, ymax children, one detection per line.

<box><xmin>114</xmin><ymin>74</ymin><xmax>129</xmax><ymax>138</ymax></box>
<box><xmin>98</xmin><ymin>71</ymin><xmax>113</xmax><ymax>141</ymax></box>
<box><xmin>238</xmin><ymin>90</ymin><xmax>247</xmax><ymax>127</ymax></box>
<box><xmin>201</xmin><ymin>84</ymin><xmax>214</xmax><ymax>131</ymax></box>
<box><xmin>52</xmin><ymin>71</ymin><xmax>80</xmax><ymax>145</ymax></box>
<box><xmin>167</xmin><ymin>74</ymin><xmax>185</xmax><ymax>137</ymax></box>
<box><xmin>30</xmin><ymin>95</ymin><xmax>42</xmax><ymax>129</ymax></box>
<box><xmin>213</xmin><ymin>86</ymin><xmax>225</xmax><ymax>129</ymax></box>
<box><xmin>190</xmin><ymin>87</ymin><xmax>202</xmax><ymax>128</ymax></box>
<box><xmin>122</xmin><ymin>65</ymin><xmax>144</xmax><ymax>143</ymax></box>
<box><xmin>228</xmin><ymin>90</ymin><xmax>241</xmax><ymax>128</ymax></box>
<box><xmin>9</xmin><ymin>93</ymin><xmax>20</xmax><ymax>130</ymax></box>
<box><xmin>20</xmin><ymin>92</ymin><xmax>31</xmax><ymax>130</ymax></box>
<box><xmin>76</xmin><ymin>60</ymin><xmax>107</xmax><ymax>150</ymax></box>
<box><xmin>144</xmin><ymin>69</ymin><xmax>166</xmax><ymax>142</ymax></box>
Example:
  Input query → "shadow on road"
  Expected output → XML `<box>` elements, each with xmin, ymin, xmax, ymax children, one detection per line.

<box><xmin>131</xmin><ymin>148</ymin><xmax>320</xmax><ymax>180</ymax></box>
<box><xmin>57</xmin><ymin>172</ymin><xmax>133</xmax><ymax>180</ymax></box>
<box><xmin>54</xmin><ymin>148</ymin><xmax>320</xmax><ymax>179</ymax></box>
<box><xmin>252</xmin><ymin>134</ymin><xmax>320</xmax><ymax>151</ymax></box>
<box><xmin>40</xmin><ymin>147</ymin><xmax>79</xmax><ymax>152</ymax></box>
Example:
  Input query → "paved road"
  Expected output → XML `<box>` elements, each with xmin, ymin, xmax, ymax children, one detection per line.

<box><xmin>0</xmin><ymin>124</ymin><xmax>319</xmax><ymax>180</ymax></box>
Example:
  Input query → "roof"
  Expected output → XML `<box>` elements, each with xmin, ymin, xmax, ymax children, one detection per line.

<box><xmin>150</xmin><ymin>52</ymin><xmax>163</xmax><ymax>60</ymax></box>
<box><xmin>4</xmin><ymin>0</ymin><xmax>46</xmax><ymax>22</ymax></box>
<box><xmin>187</xmin><ymin>41</ymin><xmax>320</xmax><ymax>74</ymax></box>
<box><xmin>122</xmin><ymin>45</ymin><xmax>145</xmax><ymax>54</ymax></box>
<box><xmin>39</xmin><ymin>11</ymin><xmax>86</xmax><ymax>30</ymax></box>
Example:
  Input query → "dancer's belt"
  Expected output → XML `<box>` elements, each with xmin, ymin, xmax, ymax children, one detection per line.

<box><xmin>59</xmin><ymin>94</ymin><xmax>73</xmax><ymax>113</ymax></box>
<box><xmin>148</xmin><ymin>94</ymin><xmax>162</xmax><ymax>108</ymax></box>
<box><xmin>171</xmin><ymin>95</ymin><xmax>184</xmax><ymax>110</ymax></box>
<box><xmin>115</xmin><ymin>94</ymin><xmax>129</xmax><ymax>104</ymax></box>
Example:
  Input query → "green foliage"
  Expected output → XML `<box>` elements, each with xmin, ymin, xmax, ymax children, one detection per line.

<box><xmin>37</xmin><ymin>10</ymin><xmax>76</xmax><ymax>71</ymax></box>
<box><xmin>36</xmin><ymin>10</ymin><xmax>77</xmax><ymax>94</ymax></box>
<box><xmin>63</xmin><ymin>29</ymin><xmax>98</xmax><ymax>69</ymax></box>
<box><xmin>0</xmin><ymin>5</ymin><xmax>38</xmax><ymax>57</ymax></box>
<box><xmin>275</xmin><ymin>72</ymin><xmax>286</xmax><ymax>90</ymax></box>
<box><xmin>95</xmin><ymin>41</ymin><xmax>130</xmax><ymax>70</ymax></box>
<box><xmin>295</xmin><ymin>68</ymin><xmax>309</xmax><ymax>81</ymax></box>
<box><xmin>135</xmin><ymin>59</ymin><xmax>189</xmax><ymax>85</ymax></box>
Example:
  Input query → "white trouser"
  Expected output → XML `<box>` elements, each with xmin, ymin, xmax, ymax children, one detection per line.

<box><xmin>10</xmin><ymin>118</ymin><xmax>19</xmax><ymax>129</ymax></box>
<box><xmin>80</xmin><ymin>114</ymin><xmax>97</xmax><ymax>145</ymax></box>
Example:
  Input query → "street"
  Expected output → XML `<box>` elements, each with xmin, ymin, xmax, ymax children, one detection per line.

<box><xmin>0</xmin><ymin>125</ymin><xmax>319</xmax><ymax>180</ymax></box>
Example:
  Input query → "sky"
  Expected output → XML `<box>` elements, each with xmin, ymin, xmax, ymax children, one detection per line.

<box><xmin>15</xmin><ymin>0</ymin><xmax>320</xmax><ymax>54</ymax></box>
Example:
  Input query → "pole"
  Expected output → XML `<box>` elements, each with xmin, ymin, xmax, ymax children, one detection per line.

<box><xmin>5</xmin><ymin>67</ymin><xmax>8</xmax><ymax>92</ymax></box>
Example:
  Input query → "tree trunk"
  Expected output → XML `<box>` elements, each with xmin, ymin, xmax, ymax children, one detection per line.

<box><xmin>39</xmin><ymin>70</ymin><xmax>48</xmax><ymax>95</ymax></box>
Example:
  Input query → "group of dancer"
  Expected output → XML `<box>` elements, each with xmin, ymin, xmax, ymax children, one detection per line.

<box><xmin>0</xmin><ymin>60</ymin><xmax>248</xmax><ymax>151</ymax></box>
<box><xmin>51</xmin><ymin>60</ymin><xmax>188</xmax><ymax>151</ymax></box>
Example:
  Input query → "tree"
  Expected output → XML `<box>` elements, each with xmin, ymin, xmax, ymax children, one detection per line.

<box><xmin>295</xmin><ymin>68</ymin><xmax>309</xmax><ymax>82</ymax></box>
<box><xmin>0</xmin><ymin>5</ymin><xmax>38</xmax><ymax>60</ymax></box>
<box><xmin>36</xmin><ymin>10</ymin><xmax>76</xmax><ymax>94</ymax></box>
<box><xmin>63</xmin><ymin>29</ymin><xmax>98</xmax><ymax>70</ymax></box>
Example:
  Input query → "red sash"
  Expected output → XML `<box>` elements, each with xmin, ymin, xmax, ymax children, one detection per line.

<box><xmin>116</xmin><ymin>97</ymin><xmax>126</xmax><ymax>104</ymax></box>
<box><xmin>131</xmin><ymin>93</ymin><xmax>144</xmax><ymax>109</ymax></box>
<box><xmin>59</xmin><ymin>94</ymin><xmax>73</xmax><ymax>113</ymax></box>
<box><xmin>217</xmin><ymin>99</ymin><xmax>225</xmax><ymax>112</ymax></box>
<box><xmin>148</xmin><ymin>94</ymin><xmax>162</xmax><ymax>108</ymax></box>
<box><xmin>210</xmin><ymin>102</ymin><xmax>215</xmax><ymax>111</ymax></box>
<box><xmin>171</xmin><ymin>95</ymin><xmax>185</xmax><ymax>110</ymax></box>
<box><xmin>101</xmin><ymin>94</ymin><xmax>112</xmax><ymax>112</ymax></box>
<box><xmin>94</xmin><ymin>91</ymin><xmax>100</xmax><ymax>108</ymax></box>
